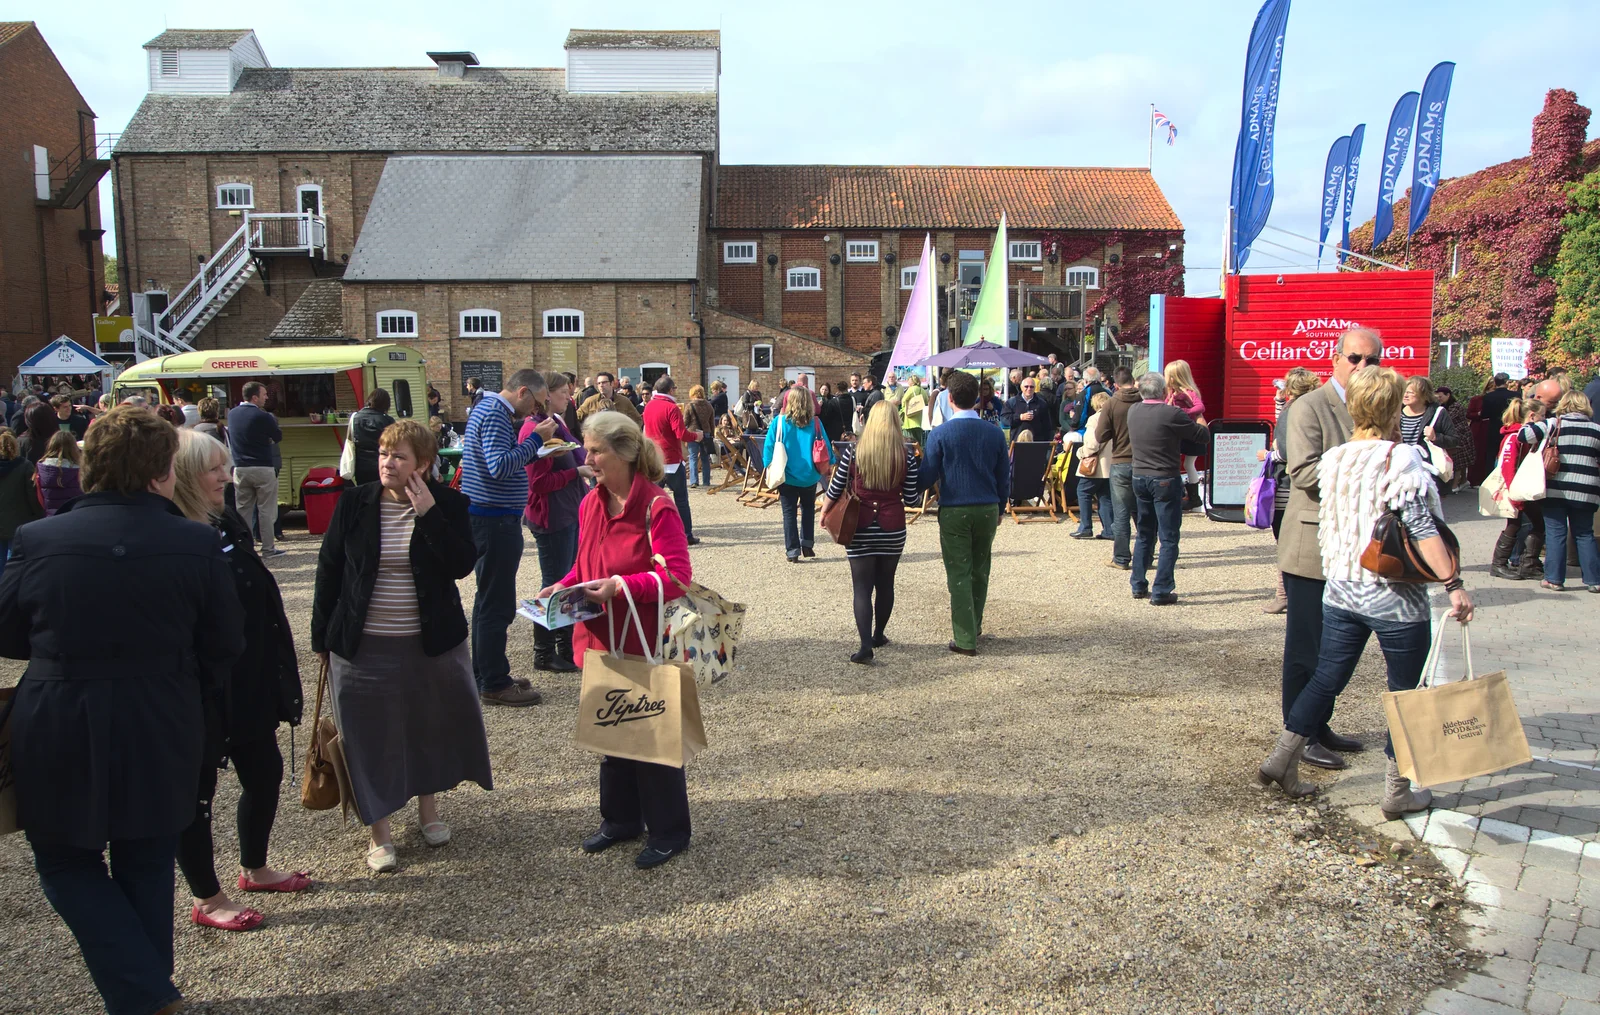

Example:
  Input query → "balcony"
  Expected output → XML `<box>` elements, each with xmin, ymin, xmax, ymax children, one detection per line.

<box><xmin>247</xmin><ymin>212</ymin><xmax>327</xmax><ymax>257</ymax></box>
<box><xmin>1017</xmin><ymin>284</ymin><xmax>1088</xmax><ymax>328</ymax></box>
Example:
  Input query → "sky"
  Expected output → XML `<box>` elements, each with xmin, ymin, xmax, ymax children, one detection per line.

<box><xmin>14</xmin><ymin>0</ymin><xmax>1600</xmax><ymax>296</ymax></box>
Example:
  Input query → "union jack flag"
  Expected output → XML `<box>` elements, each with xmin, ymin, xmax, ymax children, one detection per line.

<box><xmin>1153</xmin><ymin>108</ymin><xmax>1177</xmax><ymax>145</ymax></box>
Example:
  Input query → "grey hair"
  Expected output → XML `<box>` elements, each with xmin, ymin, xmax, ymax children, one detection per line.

<box><xmin>1082</xmin><ymin>366</ymin><xmax>1101</xmax><ymax>383</ymax></box>
<box><xmin>121</xmin><ymin>395</ymin><xmax>149</xmax><ymax>408</ymax></box>
<box><xmin>505</xmin><ymin>368</ymin><xmax>547</xmax><ymax>397</ymax></box>
<box><xmin>1336</xmin><ymin>328</ymin><xmax>1382</xmax><ymax>355</ymax></box>
<box><xmin>1137</xmin><ymin>371</ymin><xmax>1167</xmax><ymax>400</ymax></box>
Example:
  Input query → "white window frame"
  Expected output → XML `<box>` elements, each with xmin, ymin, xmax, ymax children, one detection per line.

<box><xmin>296</xmin><ymin>183</ymin><xmax>323</xmax><ymax>217</ymax></box>
<box><xmin>751</xmin><ymin>344</ymin><xmax>774</xmax><ymax>372</ymax></box>
<box><xmin>159</xmin><ymin>50</ymin><xmax>179</xmax><ymax>76</ymax></box>
<box><xmin>1066</xmin><ymin>266</ymin><xmax>1101</xmax><ymax>289</ymax></box>
<box><xmin>786</xmin><ymin>267</ymin><xmax>821</xmax><ymax>291</ymax></box>
<box><xmin>376</xmin><ymin>310</ymin><xmax>418</xmax><ymax>338</ymax></box>
<box><xmin>215</xmin><ymin>184</ymin><xmax>254</xmax><ymax>210</ymax></box>
<box><xmin>459</xmin><ymin>309</ymin><xmax>501</xmax><ymax>337</ymax></box>
<box><xmin>543</xmin><ymin>309</ymin><xmax>584</xmax><ymax>337</ymax></box>
<box><xmin>845</xmin><ymin>240</ymin><xmax>879</xmax><ymax>263</ymax></box>
<box><xmin>900</xmin><ymin>265</ymin><xmax>919</xmax><ymax>290</ymax></box>
<box><xmin>722</xmin><ymin>241</ymin><xmax>757</xmax><ymax>264</ymax></box>
<box><xmin>1009</xmin><ymin>240</ymin><xmax>1042</xmax><ymax>262</ymax></box>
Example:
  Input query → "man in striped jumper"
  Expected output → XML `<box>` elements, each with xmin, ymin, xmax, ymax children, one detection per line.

<box><xmin>461</xmin><ymin>369</ymin><xmax>557</xmax><ymax>706</ymax></box>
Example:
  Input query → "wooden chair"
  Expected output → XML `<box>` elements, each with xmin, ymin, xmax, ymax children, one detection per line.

<box><xmin>736</xmin><ymin>429</ymin><xmax>780</xmax><ymax>508</ymax></box>
<box><xmin>902</xmin><ymin>439</ymin><xmax>939</xmax><ymax>524</ymax></box>
<box><xmin>1007</xmin><ymin>440</ymin><xmax>1058</xmax><ymax>523</ymax></box>
<box><xmin>1045</xmin><ymin>439</ymin><xmax>1081</xmax><ymax>520</ymax></box>
<box><xmin>707</xmin><ymin>422</ymin><xmax>747</xmax><ymax>494</ymax></box>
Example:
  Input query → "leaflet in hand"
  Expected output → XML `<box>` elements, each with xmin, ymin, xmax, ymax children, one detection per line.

<box><xmin>518</xmin><ymin>583</ymin><xmax>606</xmax><ymax>629</ymax></box>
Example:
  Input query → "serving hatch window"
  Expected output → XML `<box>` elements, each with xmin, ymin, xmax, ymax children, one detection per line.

<box><xmin>269</xmin><ymin>374</ymin><xmax>337</xmax><ymax>417</ymax></box>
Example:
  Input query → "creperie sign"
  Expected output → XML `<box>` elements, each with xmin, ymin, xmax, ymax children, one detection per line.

<box><xmin>204</xmin><ymin>356</ymin><xmax>268</xmax><ymax>371</ymax></box>
<box><xmin>1238</xmin><ymin>318</ymin><xmax>1416</xmax><ymax>363</ymax></box>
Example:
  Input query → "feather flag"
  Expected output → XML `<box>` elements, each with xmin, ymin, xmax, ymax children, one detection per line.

<box><xmin>886</xmin><ymin>234</ymin><xmax>937</xmax><ymax>383</ymax></box>
<box><xmin>964</xmin><ymin>215</ymin><xmax>1009</xmax><ymax>347</ymax></box>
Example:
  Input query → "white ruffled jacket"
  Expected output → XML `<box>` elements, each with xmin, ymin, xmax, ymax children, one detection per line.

<box><xmin>1316</xmin><ymin>439</ymin><xmax>1441</xmax><ymax>585</ymax></box>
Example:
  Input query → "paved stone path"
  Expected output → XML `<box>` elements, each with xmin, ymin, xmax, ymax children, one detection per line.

<box><xmin>1328</xmin><ymin>491</ymin><xmax>1600</xmax><ymax>1014</ymax></box>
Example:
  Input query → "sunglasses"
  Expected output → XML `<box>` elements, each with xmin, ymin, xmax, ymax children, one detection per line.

<box><xmin>1344</xmin><ymin>352</ymin><xmax>1382</xmax><ymax>367</ymax></box>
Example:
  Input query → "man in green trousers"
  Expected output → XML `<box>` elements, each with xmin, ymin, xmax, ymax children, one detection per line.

<box><xmin>921</xmin><ymin>371</ymin><xmax>1010</xmax><ymax>655</ymax></box>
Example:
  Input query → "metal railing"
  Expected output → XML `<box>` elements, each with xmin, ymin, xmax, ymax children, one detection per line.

<box><xmin>247</xmin><ymin>212</ymin><xmax>326</xmax><ymax>256</ymax></box>
<box><xmin>1017</xmin><ymin>284</ymin><xmax>1087</xmax><ymax>326</ymax></box>
<box><xmin>158</xmin><ymin>221</ymin><xmax>253</xmax><ymax>340</ymax></box>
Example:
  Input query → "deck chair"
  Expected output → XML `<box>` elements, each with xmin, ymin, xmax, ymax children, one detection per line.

<box><xmin>1008</xmin><ymin>440</ymin><xmax>1058</xmax><ymax>523</ymax></box>
<box><xmin>708</xmin><ymin>422</ymin><xmax>747</xmax><ymax>494</ymax></box>
<box><xmin>903</xmin><ymin>440</ymin><xmax>938</xmax><ymax>524</ymax></box>
<box><xmin>1045</xmin><ymin>440</ymin><xmax>1081</xmax><ymax>520</ymax></box>
<box><xmin>736</xmin><ymin>431</ymin><xmax>780</xmax><ymax>508</ymax></box>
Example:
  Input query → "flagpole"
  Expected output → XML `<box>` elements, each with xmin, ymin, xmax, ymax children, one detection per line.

<box><xmin>1148</xmin><ymin>104</ymin><xmax>1154</xmax><ymax>169</ymax></box>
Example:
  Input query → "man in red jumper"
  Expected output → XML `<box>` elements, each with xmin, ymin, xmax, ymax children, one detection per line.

<box><xmin>642</xmin><ymin>374</ymin><xmax>703</xmax><ymax>545</ymax></box>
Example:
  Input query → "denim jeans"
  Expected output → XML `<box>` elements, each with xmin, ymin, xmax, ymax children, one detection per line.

<box><xmin>470</xmin><ymin>512</ymin><xmax>524</xmax><ymax>693</ymax></box>
<box><xmin>1074</xmin><ymin>476</ymin><xmax>1113</xmax><ymax>535</ymax></box>
<box><xmin>1130</xmin><ymin>474</ymin><xmax>1185</xmax><ymax>596</ymax></box>
<box><xmin>778</xmin><ymin>483</ymin><xmax>816</xmax><ymax>558</ymax></box>
<box><xmin>1286</xmin><ymin>605</ymin><xmax>1432</xmax><ymax>758</ymax></box>
<box><xmin>685</xmin><ymin>442</ymin><xmax>713</xmax><ymax>486</ymax></box>
<box><xmin>662</xmin><ymin>466</ymin><xmax>695</xmax><ymax>539</ymax></box>
<box><xmin>531</xmin><ymin>522</ymin><xmax>579</xmax><ymax>590</ymax></box>
<box><xmin>30</xmin><ymin>834</ymin><xmax>183</xmax><ymax>1015</ymax></box>
<box><xmin>1542</xmin><ymin>497</ymin><xmax>1600</xmax><ymax>587</ymax></box>
<box><xmin>1109</xmin><ymin>463</ymin><xmax>1134</xmax><ymax>565</ymax></box>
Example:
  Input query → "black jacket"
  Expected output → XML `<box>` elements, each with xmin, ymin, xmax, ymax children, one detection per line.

<box><xmin>0</xmin><ymin>492</ymin><xmax>244</xmax><ymax>849</ymax></box>
<box><xmin>348</xmin><ymin>408</ymin><xmax>395</xmax><ymax>484</ymax></box>
<box><xmin>215</xmin><ymin>508</ymin><xmax>302</xmax><ymax>747</ymax></box>
<box><xmin>312</xmin><ymin>480</ymin><xmax>476</xmax><ymax>660</ymax></box>
<box><xmin>818</xmin><ymin>394</ymin><xmax>849</xmax><ymax>443</ymax></box>
<box><xmin>0</xmin><ymin>456</ymin><xmax>44</xmax><ymax>539</ymax></box>
<box><xmin>1003</xmin><ymin>394</ymin><xmax>1055</xmax><ymax>443</ymax></box>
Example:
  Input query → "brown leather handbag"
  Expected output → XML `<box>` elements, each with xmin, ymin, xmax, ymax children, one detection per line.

<box><xmin>1358</xmin><ymin>447</ymin><xmax>1461</xmax><ymax>584</ymax></box>
<box><xmin>1543</xmin><ymin>419</ymin><xmax>1563</xmax><ymax>476</ymax></box>
<box><xmin>300</xmin><ymin>660</ymin><xmax>344</xmax><ymax>811</ymax></box>
<box><xmin>821</xmin><ymin>464</ymin><xmax>861</xmax><ymax>546</ymax></box>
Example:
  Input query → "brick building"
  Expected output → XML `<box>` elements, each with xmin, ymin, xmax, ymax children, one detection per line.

<box><xmin>0</xmin><ymin>22</ymin><xmax>109</xmax><ymax>379</ymax></box>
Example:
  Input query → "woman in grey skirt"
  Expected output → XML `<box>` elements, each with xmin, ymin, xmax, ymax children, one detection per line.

<box><xmin>312</xmin><ymin>418</ymin><xmax>492</xmax><ymax>873</ymax></box>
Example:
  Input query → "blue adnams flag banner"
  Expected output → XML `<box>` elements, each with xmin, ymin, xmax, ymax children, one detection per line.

<box><xmin>1373</xmin><ymin>91</ymin><xmax>1420</xmax><ymax>249</ymax></box>
<box><xmin>1319</xmin><ymin>135</ymin><xmax>1350</xmax><ymax>264</ymax></box>
<box><xmin>1228</xmin><ymin>0</ymin><xmax>1292</xmax><ymax>269</ymax></box>
<box><xmin>1409</xmin><ymin>62</ymin><xmax>1456</xmax><ymax>238</ymax></box>
<box><xmin>1338</xmin><ymin>123</ymin><xmax>1365</xmax><ymax>265</ymax></box>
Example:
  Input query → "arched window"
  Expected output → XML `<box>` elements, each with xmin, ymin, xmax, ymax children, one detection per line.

<box><xmin>459</xmin><ymin>309</ymin><xmax>501</xmax><ymax>337</ymax></box>
<box><xmin>1066</xmin><ymin>267</ymin><xmax>1100</xmax><ymax>289</ymax></box>
<box><xmin>786</xmin><ymin>267</ymin><xmax>820</xmax><ymax>291</ymax></box>
<box><xmin>216</xmin><ymin>183</ymin><xmax>254</xmax><ymax>209</ymax></box>
<box><xmin>543</xmin><ymin>309</ymin><xmax>584</xmax><ymax>337</ymax></box>
<box><xmin>376</xmin><ymin>310</ymin><xmax>417</xmax><ymax>338</ymax></box>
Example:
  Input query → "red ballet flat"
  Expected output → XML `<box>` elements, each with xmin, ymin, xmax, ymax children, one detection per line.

<box><xmin>191</xmin><ymin>904</ymin><xmax>264</xmax><ymax>932</ymax></box>
<box><xmin>237</xmin><ymin>871</ymin><xmax>312</xmax><ymax>893</ymax></box>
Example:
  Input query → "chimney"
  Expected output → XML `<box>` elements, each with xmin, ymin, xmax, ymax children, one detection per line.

<box><xmin>426</xmin><ymin>51</ymin><xmax>479</xmax><ymax>78</ymax></box>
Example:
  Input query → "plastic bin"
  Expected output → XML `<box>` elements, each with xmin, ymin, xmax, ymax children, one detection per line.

<box><xmin>301</xmin><ymin>468</ymin><xmax>344</xmax><ymax>536</ymax></box>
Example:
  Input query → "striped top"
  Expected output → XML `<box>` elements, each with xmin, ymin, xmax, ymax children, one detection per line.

<box><xmin>364</xmin><ymin>497</ymin><xmax>421</xmax><ymax>636</ymax></box>
<box><xmin>1520</xmin><ymin>415</ymin><xmax>1600</xmax><ymax>506</ymax></box>
<box><xmin>460</xmin><ymin>391</ymin><xmax>543</xmax><ymax>514</ymax></box>
<box><xmin>825</xmin><ymin>446</ymin><xmax>920</xmax><ymax>558</ymax></box>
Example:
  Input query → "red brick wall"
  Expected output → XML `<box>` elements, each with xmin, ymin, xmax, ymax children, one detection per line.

<box><xmin>780</xmin><ymin>234</ymin><xmax>825</xmax><ymax>338</ymax></box>
<box><xmin>715</xmin><ymin>234</ymin><xmax>763</xmax><ymax>317</ymax></box>
<box><xmin>842</xmin><ymin>240</ymin><xmax>880</xmax><ymax>352</ymax></box>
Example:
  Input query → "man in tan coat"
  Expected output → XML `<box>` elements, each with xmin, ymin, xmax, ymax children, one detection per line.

<box><xmin>575</xmin><ymin>371</ymin><xmax>642</xmax><ymax>431</ymax></box>
<box><xmin>1278</xmin><ymin>327</ymin><xmax>1383</xmax><ymax>770</ymax></box>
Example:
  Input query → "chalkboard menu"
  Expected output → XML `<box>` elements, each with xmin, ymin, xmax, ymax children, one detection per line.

<box><xmin>460</xmin><ymin>360</ymin><xmax>502</xmax><ymax>397</ymax></box>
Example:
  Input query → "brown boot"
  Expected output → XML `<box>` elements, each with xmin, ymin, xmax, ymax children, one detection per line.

<box><xmin>1262</xmin><ymin>571</ymin><xmax>1289</xmax><ymax>613</ymax></box>
<box><xmin>1257</xmin><ymin>731</ymin><xmax>1315</xmax><ymax>797</ymax></box>
<box><xmin>1380</xmin><ymin>758</ymin><xmax>1433</xmax><ymax>819</ymax></box>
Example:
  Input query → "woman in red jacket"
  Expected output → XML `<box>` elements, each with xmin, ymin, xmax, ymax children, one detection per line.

<box><xmin>537</xmin><ymin>410</ymin><xmax>693</xmax><ymax>869</ymax></box>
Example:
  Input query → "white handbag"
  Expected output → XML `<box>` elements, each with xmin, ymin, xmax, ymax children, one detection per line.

<box><xmin>1477</xmin><ymin>469</ymin><xmax>1517</xmax><ymax>519</ymax></box>
<box><xmin>764</xmin><ymin>418</ymin><xmax>789</xmax><ymax>489</ymax></box>
<box><xmin>1421</xmin><ymin>408</ymin><xmax>1454</xmax><ymax>484</ymax></box>
<box><xmin>1507</xmin><ymin>433</ymin><xmax>1548</xmax><ymax>502</ymax></box>
<box><xmin>338</xmin><ymin>419</ymin><xmax>357</xmax><ymax>481</ymax></box>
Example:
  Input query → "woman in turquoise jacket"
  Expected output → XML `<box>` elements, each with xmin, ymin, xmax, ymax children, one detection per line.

<box><xmin>762</xmin><ymin>387</ymin><xmax>836</xmax><ymax>562</ymax></box>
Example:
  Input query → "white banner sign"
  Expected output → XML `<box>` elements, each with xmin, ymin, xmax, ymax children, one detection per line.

<box><xmin>1211</xmin><ymin>431</ymin><xmax>1269</xmax><ymax>507</ymax></box>
<box><xmin>1490</xmin><ymin>337</ymin><xmax>1532</xmax><ymax>379</ymax></box>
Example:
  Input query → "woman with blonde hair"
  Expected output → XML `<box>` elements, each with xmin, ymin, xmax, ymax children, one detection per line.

<box><xmin>312</xmin><ymin>419</ymin><xmax>491</xmax><ymax>872</ymax></box>
<box><xmin>824</xmin><ymin>400</ymin><xmax>920</xmax><ymax>663</ymax></box>
<box><xmin>1399</xmin><ymin>375</ymin><xmax>1457</xmax><ymax>486</ymax></box>
<box><xmin>762</xmin><ymin>386</ymin><xmax>836</xmax><ymax>562</ymax></box>
<box><xmin>1072</xmin><ymin>391</ymin><xmax>1115</xmax><ymax>539</ymax></box>
<box><xmin>536</xmin><ymin>410</ymin><xmax>693</xmax><ymax>867</ymax></box>
<box><xmin>682</xmin><ymin>383</ymin><xmax>716</xmax><ymax>488</ymax></box>
<box><xmin>1260</xmin><ymin>366</ymin><xmax>1472</xmax><ymax>816</ymax></box>
<box><xmin>170</xmin><ymin>430</ymin><xmax>308</xmax><ymax>930</ymax></box>
<box><xmin>1163</xmin><ymin>359</ymin><xmax>1207</xmax><ymax>507</ymax></box>
<box><xmin>1490</xmin><ymin>398</ymin><xmax>1544</xmax><ymax>580</ymax></box>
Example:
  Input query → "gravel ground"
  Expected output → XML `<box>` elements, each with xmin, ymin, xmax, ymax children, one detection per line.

<box><xmin>0</xmin><ymin>490</ymin><xmax>1472</xmax><ymax>1013</ymax></box>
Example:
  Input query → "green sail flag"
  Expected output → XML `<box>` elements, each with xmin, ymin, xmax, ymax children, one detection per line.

<box><xmin>964</xmin><ymin>214</ymin><xmax>1008</xmax><ymax>345</ymax></box>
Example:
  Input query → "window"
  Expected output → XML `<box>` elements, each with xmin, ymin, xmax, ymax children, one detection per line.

<box><xmin>297</xmin><ymin>183</ymin><xmax>323</xmax><ymax>217</ymax></box>
<box><xmin>216</xmin><ymin>184</ymin><xmax>254</xmax><ymax>209</ymax></box>
<box><xmin>159</xmin><ymin>50</ymin><xmax>179</xmax><ymax>76</ymax></box>
<box><xmin>900</xmin><ymin>266</ymin><xmax>919</xmax><ymax>290</ymax></box>
<box><xmin>391</xmin><ymin>379</ymin><xmax>414</xmax><ymax>418</ymax></box>
<box><xmin>752</xmin><ymin>344</ymin><xmax>773</xmax><ymax>371</ymax></box>
<box><xmin>376</xmin><ymin>310</ymin><xmax>417</xmax><ymax>338</ymax></box>
<box><xmin>543</xmin><ymin>309</ymin><xmax>584</xmax><ymax>337</ymax></box>
<box><xmin>1066</xmin><ymin>267</ymin><xmax>1100</xmax><ymax>289</ymax></box>
<box><xmin>1010</xmin><ymin>240</ymin><xmax>1042</xmax><ymax>262</ymax></box>
<box><xmin>641</xmin><ymin>362</ymin><xmax>671</xmax><ymax>389</ymax></box>
<box><xmin>845</xmin><ymin>240</ymin><xmax>878</xmax><ymax>262</ymax></box>
<box><xmin>786</xmin><ymin>267</ymin><xmax>820</xmax><ymax>290</ymax></box>
<box><xmin>723</xmin><ymin>241</ymin><xmax>757</xmax><ymax>264</ymax></box>
<box><xmin>459</xmin><ymin>310</ymin><xmax>501</xmax><ymax>337</ymax></box>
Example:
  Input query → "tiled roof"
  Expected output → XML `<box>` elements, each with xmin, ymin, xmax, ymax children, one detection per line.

<box><xmin>0</xmin><ymin>22</ymin><xmax>33</xmax><ymax>47</ymax></box>
<box><xmin>565</xmin><ymin>29</ymin><xmax>720</xmax><ymax>50</ymax></box>
<box><xmin>115</xmin><ymin>67</ymin><xmax>718</xmax><ymax>153</ymax></box>
<box><xmin>716</xmin><ymin>165</ymin><xmax>1183</xmax><ymax>232</ymax></box>
<box><xmin>344</xmin><ymin>155</ymin><xmax>702</xmax><ymax>282</ymax></box>
<box><xmin>143</xmin><ymin>29</ymin><xmax>253</xmax><ymax>49</ymax></box>
<box><xmin>269</xmin><ymin>279</ymin><xmax>345</xmax><ymax>339</ymax></box>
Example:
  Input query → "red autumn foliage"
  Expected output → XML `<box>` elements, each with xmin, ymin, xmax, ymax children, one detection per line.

<box><xmin>1037</xmin><ymin>230</ymin><xmax>1185</xmax><ymax>346</ymax></box>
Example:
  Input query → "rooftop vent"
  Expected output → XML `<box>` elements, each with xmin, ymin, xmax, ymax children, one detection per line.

<box><xmin>426</xmin><ymin>51</ymin><xmax>479</xmax><ymax>78</ymax></box>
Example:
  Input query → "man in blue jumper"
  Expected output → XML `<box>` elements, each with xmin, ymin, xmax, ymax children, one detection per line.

<box><xmin>460</xmin><ymin>368</ymin><xmax>557</xmax><ymax>706</ymax></box>
<box><xmin>922</xmin><ymin>370</ymin><xmax>1009</xmax><ymax>655</ymax></box>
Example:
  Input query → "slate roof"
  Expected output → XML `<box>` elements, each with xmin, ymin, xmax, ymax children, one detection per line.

<box><xmin>115</xmin><ymin>67</ymin><xmax>718</xmax><ymax>154</ymax></box>
<box><xmin>565</xmin><ymin>29</ymin><xmax>720</xmax><ymax>50</ymax></box>
<box><xmin>344</xmin><ymin>155</ymin><xmax>702</xmax><ymax>282</ymax></box>
<box><xmin>716</xmin><ymin>165</ymin><xmax>1183</xmax><ymax>232</ymax></box>
<box><xmin>0</xmin><ymin>22</ymin><xmax>33</xmax><ymax>47</ymax></box>
<box><xmin>269</xmin><ymin>279</ymin><xmax>345</xmax><ymax>339</ymax></box>
<box><xmin>143</xmin><ymin>29</ymin><xmax>252</xmax><ymax>49</ymax></box>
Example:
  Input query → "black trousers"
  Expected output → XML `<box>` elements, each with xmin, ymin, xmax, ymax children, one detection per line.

<box><xmin>176</xmin><ymin>734</ymin><xmax>284</xmax><ymax>899</ymax></box>
<box><xmin>599</xmin><ymin>755</ymin><xmax>691</xmax><ymax>851</ymax></box>
<box><xmin>1281</xmin><ymin>573</ymin><xmax>1331</xmax><ymax>734</ymax></box>
<box><xmin>848</xmin><ymin>554</ymin><xmax>901</xmax><ymax>650</ymax></box>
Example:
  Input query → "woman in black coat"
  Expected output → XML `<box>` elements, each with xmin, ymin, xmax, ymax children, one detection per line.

<box><xmin>311</xmin><ymin>419</ymin><xmax>491</xmax><ymax>874</ymax></box>
<box><xmin>347</xmin><ymin>388</ymin><xmax>396</xmax><ymax>485</ymax></box>
<box><xmin>0</xmin><ymin>405</ymin><xmax>244</xmax><ymax>1015</ymax></box>
<box><xmin>169</xmin><ymin>430</ymin><xmax>306</xmax><ymax>932</ymax></box>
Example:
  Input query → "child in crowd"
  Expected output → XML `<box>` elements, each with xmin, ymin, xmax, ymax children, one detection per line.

<box><xmin>35</xmin><ymin>431</ymin><xmax>84</xmax><ymax>517</ymax></box>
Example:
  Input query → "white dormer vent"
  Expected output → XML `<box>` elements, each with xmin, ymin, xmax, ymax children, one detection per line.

<box><xmin>564</xmin><ymin>29</ymin><xmax>719</xmax><ymax>94</ymax></box>
<box><xmin>427</xmin><ymin>51</ymin><xmax>479</xmax><ymax>79</ymax></box>
<box><xmin>143</xmin><ymin>29</ymin><xmax>268</xmax><ymax>95</ymax></box>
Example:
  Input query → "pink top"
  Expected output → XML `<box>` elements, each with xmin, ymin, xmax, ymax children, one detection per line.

<box><xmin>1167</xmin><ymin>388</ymin><xmax>1206</xmax><ymax>422</ymax></box>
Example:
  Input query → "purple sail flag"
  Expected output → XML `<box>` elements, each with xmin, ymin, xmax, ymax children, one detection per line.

<box><xmin>1318</xmin><ymin>135</ymin><xmax>1350</xmax><ymax>265</ymax></box>
<box><xmin>1373</xmin><ymin>91</ymin><xmax>1420</xmax><ymax>249</ymax></box>
<box><xmin>1409</xmin><ymin>62</ymin><xmax>1455</xmax><ymax>237</ymax></box>
<box><xmin>886</xmin><ymin>234</ymin><xmax>936</xmax><ymax>382</ymax></box>
<box><xmin>1338</xmin><ymin>123</ymin><xmax>1365</xmax><ymax>265</ymax></box>
<box><xmin>1228</xmin><ymin>0</ymin><xmax>1292</xmax><ymax>269</ymax></box>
